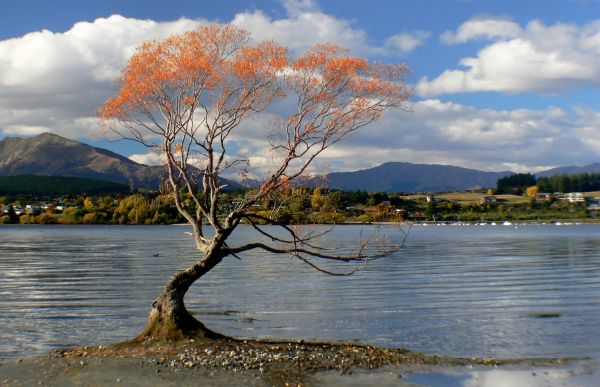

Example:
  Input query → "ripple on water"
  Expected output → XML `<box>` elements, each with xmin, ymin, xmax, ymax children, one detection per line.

<box><xmin>1</xmin><ymin>224</ymin><xmax>600</xmax><ymax>362</ymax></box>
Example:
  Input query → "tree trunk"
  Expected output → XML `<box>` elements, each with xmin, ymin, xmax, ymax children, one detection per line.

<box><xmin>134</xmin><ymin>245</ymin><xmax>226</xmax><ymax>341</ymax></box>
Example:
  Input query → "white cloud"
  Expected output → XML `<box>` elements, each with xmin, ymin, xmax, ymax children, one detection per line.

<box><xmin>231</xmin><ymin>9</ymin><xmax>426</xmax><ymax>56</ymax></box>
<box><xmin>441</xmin><ymin>18</ymin><xmax>522</xmax><ymax>44</ymax></box>
<box><xmin>0</xmin><ymin>15</ymin><xmax>205</xmax><ymax>140</ymax></box>
<box><xmin>419</xmin><ymin>18</ymin><xmax>600</xmax><ymax>95</ymax></box>
<box><xmin>0</xmin><ymin>10</ymin><xmax>421</xmax><ymax>142</ymax></box>
<box><xmin>280</xmin><ymin>0</ymin><xmax>321</xmax><ymax>16</ymax></box>
<box><xmin>572</xmin><ymin>107</ymin><xmax>600</xmax><ymax>152</ymax></box>
<box><xmin>129</xmin><ymin>152</ymin><xmax>165</xmax><ymax>166</ymax></box>
<box><xmin>195</xmin><ymin>98</ymin><xmax>600</xmax><ymax>175</ymax></box>
<box><xmin>3</xmin><ymin>10</ymin><xmax>600</xmax><ymax>176</ymax></box>
<box><xmin>0</xmin><ymin>15</ymin><xmax>201</xmax><ymax>89</ymax></box>
<box><xmin>307</xmin><ymin>99</ymin><xmax>600</xmax><ymax>174</ymax></box>
<box><xmin>375</xmin><ymin>31</ymin><xmax>430</xmax><ymax>56</ymax></box>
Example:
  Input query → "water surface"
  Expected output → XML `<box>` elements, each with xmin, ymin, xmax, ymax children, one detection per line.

<box><xmin>1</xmin><ymin>223</ymin><xmax>599</xmax><ymax>362</ymax></box>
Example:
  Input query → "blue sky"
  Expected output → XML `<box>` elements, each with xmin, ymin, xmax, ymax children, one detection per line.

<box><xmin>2</xmin><ymin>0</ymin><xmax>600</xmax><ymax>174</ymax></box>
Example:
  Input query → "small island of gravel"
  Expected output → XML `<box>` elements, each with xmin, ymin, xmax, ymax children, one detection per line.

<box><xmin>1</xmin><ymin>336</ymin><xmax>589</xmax><ymax>386</ymax></box>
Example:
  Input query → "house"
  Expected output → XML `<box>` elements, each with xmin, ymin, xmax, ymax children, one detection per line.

<box><xmin>25</xmin><ymin>204</ymin><xmax>41</xmax><ymax>215</ymax></box>
<box><xmin>426</xmin><ymin>195</ymin><xmax>441</xmax><ymax>203</ymax></box>
<box><xmin>588</xmin><ymin>197</ymin><xmax>600</xmax><ymax>211</ymax></box>
<box><xmin>563</xmin><ymin>192</ymin><xmax>585</xmax><ymax>203</ymax></box>
<box><xmin>480</xmin><ymin>196</ymin><xmax>497</xmax><ymax>204</ymax></box>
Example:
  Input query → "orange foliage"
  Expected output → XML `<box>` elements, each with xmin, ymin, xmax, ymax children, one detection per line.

<box><xmin>233</xmin><ymin>41</ymin><xmax>287</xmax><ymax>79</ymax></box>
<box><xmin>281</xmin><ymin>43</ymin><xmax>411</xmax><ymax>147</ymax></box>
<box><xmin>99</xmin><ymin>23</ymin><xmax>411</xmax><ymax>203</ymax></box>
<box><xmin>100</xmin><ymin>25</ymin><xmax>410</xmax><ymax>142</ymax></box>
<box><xmin>100</xmin><ymin>24</ymin><xmax>286</xmax><ymax>124</ymax></box>
<box><xmin>173</xmin><ymin>143</ymin><xmax>185</xmax><ymax>154</ymax></box>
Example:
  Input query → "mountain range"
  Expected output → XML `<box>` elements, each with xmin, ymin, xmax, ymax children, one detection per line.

<box><xmin>1</xmin><ymin>133</ymin><xmax>599</xmax><ymax>193</ymax></box>
<box><xmin>323</xmin><ymin>162</ymin><xmax>511</xmax><ymax>192</ymax></box>
<box><xmin>0</xmin><ymin>133</ymin><xmax>244</xmax><ymax>191</ymax></box>
<box><xmin>535</xmin><ymin>163</ymin><xmax>600</xmax><ymax>177</ymax></box>
<box><xmin>0</xmin><ymin>133</ymin><xmax>163</xmax><ymax>189</ymax></box>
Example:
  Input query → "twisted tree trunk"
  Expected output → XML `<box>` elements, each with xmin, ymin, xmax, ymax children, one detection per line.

<box><xmin>135</xmin><ymin>244</ymin><xmax>226</xmax><ymax>341</ymax></box>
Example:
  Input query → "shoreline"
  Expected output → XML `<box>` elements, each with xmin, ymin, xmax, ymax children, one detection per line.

<box><xmin>1</xmin><ymin>337</ymin><xmax>596</xmax><ymax>386</ymax></box>
<box><xmin>3</xmin><ymin>218</ymin><xmax>600</xmax><ymax>227</ymax></box>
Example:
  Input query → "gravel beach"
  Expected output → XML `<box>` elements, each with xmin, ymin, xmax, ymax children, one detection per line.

<box><xmin>1</xmin><ymin>337</ymin><xmax>595</xmax><ymax>386</ymax></box>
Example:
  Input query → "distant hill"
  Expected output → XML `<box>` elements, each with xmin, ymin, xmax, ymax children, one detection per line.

<box><xmin>5</xmin><ymin>133</ymin><xmax>597</xmax><ymax>194</ymax></box>
<box><xmin>322</xmin><ymin>162</ymin><xmax>512</xmax><ymax>192</ymax></box>
<box><xmin>0</xmin><ymin>175</ymin><xmax>130</xmax><ymax>196</ymax></box>
<box><xmin>536</xmin><ymin>163</ymin><xmax>600</xmax><ymax>177</ymax></box>
<box><xmin>0</xmin><ymin>133</ymin><xmax>242</xmax><ymax>190</ymax></box>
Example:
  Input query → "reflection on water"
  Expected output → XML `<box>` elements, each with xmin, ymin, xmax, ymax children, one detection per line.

<box><xmin>311</xmin><ymin>362</ymin><xmax>600</xmax><ymax>386</ymax></box>
<box><xmin>1</xmin><ymin>224</ymin><xmax>600</xmax><ymax>363</ymax></box>
<box><xmin>403</xmin><ymin>362</ymin><xmax>599</xmax><ymax>387</ymax></box>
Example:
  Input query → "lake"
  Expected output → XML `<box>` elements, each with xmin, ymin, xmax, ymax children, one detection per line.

<box><xmin>1</xmin><ymin>223</ymin><xmax>599</xmax><ymax>362</ymax></box>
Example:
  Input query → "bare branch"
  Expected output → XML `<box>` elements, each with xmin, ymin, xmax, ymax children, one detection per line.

<box><xmin>99</xmin><ymin>25</ymin><xmax>411</xmax><ymax>274</ymax></box>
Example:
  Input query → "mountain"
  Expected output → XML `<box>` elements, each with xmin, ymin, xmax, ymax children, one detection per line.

<box><xmin>536</xmin><ymin>163</ymin><xmax>600</xmax><ymax>177</ymax></box>
<box><xmin>0</xmin><ymin>133</ymin><xmax>242</xmax><ymax>190</ymax></box>
<box><xmin>0</xmin><ymin>133</ymin><xmax>163</xmax><ymax>189</ymax></box>
<box><xmin>8</xmin><ymin>133</ymin><xmax>597</xmax><ymax>194</ymax></box>
<box><xmin>322</xmin><ymin>162</ymin><xmax>512</xmax><ymax>193</ymax></box>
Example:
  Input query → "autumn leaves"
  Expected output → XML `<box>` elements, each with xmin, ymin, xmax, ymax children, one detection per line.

<box><xmin>100</xmin><ymin>23</ymin><xmax>410</xmax><ymax>133</ymax></box>
<box><xmin>99</xmin><ymin>23</ymin><xmax>412</xmax><ymax>222</ymax></box>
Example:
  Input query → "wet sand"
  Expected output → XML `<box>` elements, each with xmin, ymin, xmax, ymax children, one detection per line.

<box><xmin>2</xmin><ymin>357</ymin><xmax>598</xmax><ymax>386</ymax></box>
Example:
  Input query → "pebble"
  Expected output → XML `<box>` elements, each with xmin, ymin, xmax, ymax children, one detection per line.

<box><xmin>163</xmin><ymin>343</ymin><xmax>370</xmax><ymax>374</ymax></box>
<box><xmin>54</xmin><ymin>339</ymin><xmax>452</xmax><ymax>377</ymax></box>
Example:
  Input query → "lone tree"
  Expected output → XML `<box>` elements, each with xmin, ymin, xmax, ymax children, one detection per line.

<box><xmin>100</xmin><ymin>24</ymin><xmax>411</xmax><ymax>340</ymax></box>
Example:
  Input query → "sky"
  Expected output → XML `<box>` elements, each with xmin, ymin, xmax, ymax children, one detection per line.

<box><xmin>2</xmin><ymin>0</ymin><xmax>600</xmax><ymax>175</ymax></box>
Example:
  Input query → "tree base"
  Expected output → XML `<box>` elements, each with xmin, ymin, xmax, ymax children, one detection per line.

<box><xmin>134</xmin><ymin>300</ymin><xmax>226</xmax><ymax>342</ymax></box>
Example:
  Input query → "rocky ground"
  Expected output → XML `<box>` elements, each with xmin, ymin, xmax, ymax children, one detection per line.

<box><xmin>0</xmin><ymin>336</ymin><xmax>581</xmax><ymax>386</ymax></box>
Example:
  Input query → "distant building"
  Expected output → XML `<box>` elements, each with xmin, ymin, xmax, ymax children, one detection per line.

<box><xmin>536</xmin><ymin>193</ymin><xmax>554</xmax><ymax>200</ymax></box>
<box><xmin>25</xmin><ymin>204</ymin><xmax>41</xmax><ymax>215</ymax></box>
<box><xmin>426</xmin><ymin>195</ymin><xmax>441</xmax><ymax>203</ymax></box>
<box><xmin>563</xmin><ymin>192</ymin><xmax>585</xmax><ymax>203</ymax></box>
<box><xmin>588</xmin><ymin>197</ymin><xmax>600</xmax><ymax>211</ymax></box>
<box><xmin>480</xmin><ymin>196</ymin><xmax>497</xmax><ymax>204</ymax></box>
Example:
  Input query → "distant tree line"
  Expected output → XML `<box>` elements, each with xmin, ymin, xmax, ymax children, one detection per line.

<box><xmin>496</xmin><ymin>173</ymin><xmax>536</xmax><ymax>194</ymax></box>
<box><xmin>497</xmin><ymin>172</ymin><xmax>600</xmax><ymax>194</ymax></box>
<box><xmin>537</xmin><ymin>173</ymin><xmax>600</xmax><ymax>193</ymax></box>
<box><xmin>2</xmin><ymin>175</ymin><xmax>600</xmax><ymax>226</ymax></box>
<box><xmin>0</xmin><ymin>175</ymin><xmax>130</xmax><ymax>195</ymax></box>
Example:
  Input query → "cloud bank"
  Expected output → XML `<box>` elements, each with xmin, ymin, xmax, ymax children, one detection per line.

<box><xmin>1</xmin><ymin>6</ymin><xmax>600</xmax><ymax>175</ymax></box>
<box><xmin>419</xmin><ymin>18</ymin><xmax>600</xmax><ymax>95</ymax></box>
<box><xmin>0</xmin><ymin>8</ymin><xmax>425</xmax><ymax>142</ymax></box>
<box><xmin>136</xmin><ymin>98</ymin><xmax>597</xmax><ymax>175</ymax></box>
